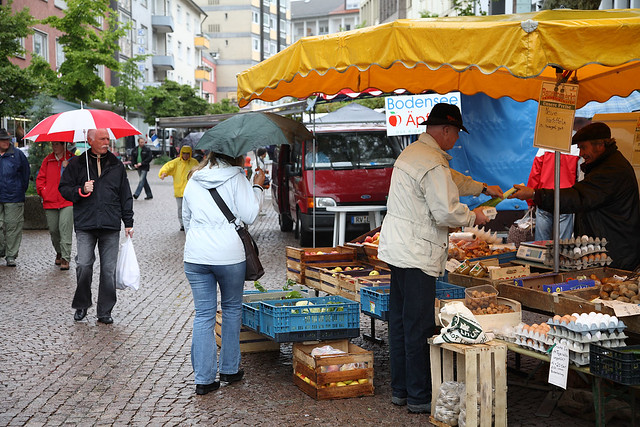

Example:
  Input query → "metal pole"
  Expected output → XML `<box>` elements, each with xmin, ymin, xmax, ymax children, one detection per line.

<box><xmin>553</xmin><ymin>151</ymin><xmax>560</xmax><ymax>273</ymax></box>
<box><xmin>312</xmin><ymin>106</ymin><xmax>316</xmax><ymax>248</ymax></box>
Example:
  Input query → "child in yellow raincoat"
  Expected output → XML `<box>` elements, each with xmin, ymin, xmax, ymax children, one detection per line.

<box><xmin>159</xmin><ymin>145</ymin><xmax>200</xmax><ymax>231</ymax></box>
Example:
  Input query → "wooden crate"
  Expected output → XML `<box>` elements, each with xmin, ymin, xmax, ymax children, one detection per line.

<box><xmin>292</xmin><ymin>339</ymin><xmax>374</xmax><ymax>400</ymax></box>
<box><xmin>286</xmin><ymin>246</ymin><xmax>357</xmax><ymax>284</ymax></box>
<box><xmin>429</xmin><ymin>339</ymin><xmax>507</xmax><ymax>427</ymax></box>
<box><xmin>215</xmin><ymin>312</ymin><xmax>279</xmax><ymax>353</ymax></box>
<box><xmin>306</xmin><ymin>262</ymin><xmax>371</xmax><ymax>295</ymax></box>
<box><xmin>448</xmin><ymin>262</ymin><xmax>530</xmax><ymax>289</ymax></box>
<box><xmin>338</xmin><ymin>273</ymin><xmax>391</xmax><ymax>302</ymax></box>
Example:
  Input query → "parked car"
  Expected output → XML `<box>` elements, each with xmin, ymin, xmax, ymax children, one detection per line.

<box><xmin>271</xmin><ymin>123</ymin><xmax>406</xmax><ymax>246</ymax></box>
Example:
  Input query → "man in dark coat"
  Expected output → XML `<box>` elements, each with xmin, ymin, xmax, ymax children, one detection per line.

<box><xmin>0</xmin><ymin>128</ymin><xmax>30</xmax><ymax>267</ymax></box>
<box><xmin>60</xmin><ymin>128</ymin><xmax>134</xmax><ymax>324</ymax></box>
<box><xmin>130</xmin><ymin>136</ymin><xmax>153</xmax><ymax>200</ymax></box>
<box><xmin>511</xmin><ymin>122</ymin><xmax>640</xmax><ymax>271</ymax></box>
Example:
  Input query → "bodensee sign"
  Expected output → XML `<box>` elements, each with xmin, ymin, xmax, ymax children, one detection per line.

<box><xmin>385</xmin><ymin>93</ymin><xmax>462</xmax><ymax>136</ymax></box>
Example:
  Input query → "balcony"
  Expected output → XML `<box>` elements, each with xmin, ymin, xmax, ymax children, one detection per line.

<box><xmin>152</xmin><ymin>15</ymin><xmax>174</xmax><ymax>33</ymax></box>
<box><xmin>194</xmin><ymin>36</ymin><xmax>210</xmax><ymax>50</ymax></box>
<box><xmin>195</xmin><ymin>68</ymin><xmax>211</xmax><ymax>82</ymax></box>
<box><xmin>152</xmin><ymin>55</ymin><xmax>175</xmax><ymax>70</ymax></box>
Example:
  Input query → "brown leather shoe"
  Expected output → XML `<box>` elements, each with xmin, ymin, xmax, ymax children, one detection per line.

<box><xmin>60</xmin><ymin>259</ymin><xmax>70</xmax><ymax>270</ymax></box>
<box><xmin>55</xmin><ymin>253</ymin><xmax>62</xmax><ymax>265</ymax></box>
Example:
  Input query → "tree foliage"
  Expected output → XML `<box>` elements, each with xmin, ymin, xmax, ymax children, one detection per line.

<box><xmin>0</xmin><ymin>1</ymin><xmax>44</xmax><ymax>119</ymax></box>
<box><xmin>140</xmin><ymin>80</ymin><xmax>217</xmax><ymax>124</ymax></box>
<box><xmin>105</xmin><ymin>54</ymin><xmax>148</xmax><ymax>117</ymax></box>
<box><xmin>43</xmin><ymin>0</ymin><xmax>127</xmax><ymax>104</ymax></box>
<box><xmin>209</xmin><ymin>98</ymin><xmax>239</xmax><ymax>115</ymax></box>
<box><xmin>541</xmin><ymin>0</ymin><xmax>600</xmax><ymax>9</ymax></box>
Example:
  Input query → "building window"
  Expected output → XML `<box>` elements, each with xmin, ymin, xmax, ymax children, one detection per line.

<box><xmin>208</xmin><ymin>0</ymin><xmax>219</xmax><ymax>4</ymax></box>
<box><xmin>270</xmin><ymin>41</ymin><xmax>276</xmax><ymax>55</ymax></box>
<box><xmin>208</xmin><ymin>24</ymin><xmax>220</xmax><ymax>32</ymax></box>
<box><xmin>15</xmin><ymin>38</ymin><xmax>26</xmax><ymax>59</ymax></box>
<box><xmin>187</xmin><ymin>46</ymin><xmax>191</xmax><ymax>65</ymax></box>
<box><xmin>186</xmin><ymin>12</ymin><xmax>191</xmax><ymax>30</ymax></box>
<box><xmin>32</xmin><ymin>30</ymin><xmax>48</xmax><ymax>60</ymax></box>
<box><xmin>139</xmin><ymin>25</ymin><xmax>148</xmax><ymax>49</ymax></box>
<box><xmin>176</xmin><ymin>5</ymin><xmax>181</xmax><ymax>23</ymax></box>
<box><xmin>55</xmin><ymin>38</ymin><xmax>65</xmax><ymax>69</ymax></box>
<box><xmin>177</xmin><ymin>41</ymin><xmax>182</xmax><ymax>59</ymax></box>
<box><xmin>263</xmin><ymin>13</ymin><xmax>269</xmax><ymax>27</ymax></box>
<box><xmin>252</xmin><ymin>11</ymin><xmax>259</xmax><ymax>24</ymax></box>
<box><xmin>270</xmin><ymin>17</ymin><xmax>275</xmax><ymax>29</ymax></box>
<box><xmin>263</xmin><ymin>39</ymin><xmax>269</xmax><ymax>54</ymax></box>
<box><xmin>319</xmin><ymin>20</ymin><xmax>329</xmax><ymax>35</ymax></box>
<box><xmin>167</xmin><ymin>34</ymin><xmax>172</xmax><ymax>54</ymax></box>
<box><xmin>252</xmin><ymin>37</ymin><xmax>259</xmax><ymax>52</ymax></box>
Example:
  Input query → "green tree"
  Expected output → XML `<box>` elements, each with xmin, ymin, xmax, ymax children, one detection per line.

<box><xmin>140</xmin><ymin>80</ymin><xmax>212</xmax><ymax>124</ymax></box>
<box><xmin>542</xmin><ymin>0</ymin><xmax>600</xmax><ymax>9</ymax></box>
<box><xmin>43</xmin><ymin>0</ymin><xmax>127</xmax><ymax>104</ymax></box>
<box><xmin>208</xmin><ymin>98</ymin><xmax>239</xmax><ymax>114</ymax></box>
<box><xmin>0</xmin><ymin>1</ymin><xmax>42</xmax><ymax>120</ymax></box>
<box><xmin>105</xmin><ymin>54</ymin><xmax>148</xmax><ymax>117</ymax></box>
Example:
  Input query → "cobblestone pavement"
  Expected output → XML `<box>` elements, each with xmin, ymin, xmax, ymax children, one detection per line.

<box><xmin>0</xmin><ymin>165</ymin><xmax>629</xmax><ymax>426</ymax></box>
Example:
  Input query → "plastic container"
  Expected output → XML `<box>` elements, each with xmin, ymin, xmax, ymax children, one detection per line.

<box><xmin>465</xmin><ymin>284</ymin><xmax>498</xmax><ymax>310</ymax></box>
<box><xmin>242</xmin><ymin>301</ymin><xmax>261</xmax><ymax>332</ymax></box>
<box><xmin>360</xmin><ymin>285</ymin><xmax>390</xmax><ymax>320</ymax></box>
<box><xmin>435</xmin><ymin>281</ymin><xmax>466</xmax><ymax>300</ymax></box>
<box><xmin>589</xmin><ymin>344</ymin><xmax>640</xmax><ymax>385</ymax></box>
<box><xmin>258</xmin><ymin>295</ymin><xmax>360</xmax><ymax>343</ymax></box>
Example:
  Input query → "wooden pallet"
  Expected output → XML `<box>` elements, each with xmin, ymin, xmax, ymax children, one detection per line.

<box><xmin>429</xmin><ymin>339</ymin><xmax>507</xmax><ymax>427</ymax></box>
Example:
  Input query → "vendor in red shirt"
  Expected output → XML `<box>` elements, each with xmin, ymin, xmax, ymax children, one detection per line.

<box><xmin>526</xmin><ymin>147</ymin><xmax>579</xmax><ymax>241</ymax></box>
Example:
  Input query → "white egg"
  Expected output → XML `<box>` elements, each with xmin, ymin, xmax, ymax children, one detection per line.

<box><xmin>611</xmin><ymin>316</ymin><xmax>618</xmax><ymax>324</ymax></box>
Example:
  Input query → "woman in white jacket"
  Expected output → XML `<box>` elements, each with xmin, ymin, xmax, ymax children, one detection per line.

<box><xmin>182</xmin><ymin>152</ymin><xmax>265</xmax><ymax>395</ymax></box>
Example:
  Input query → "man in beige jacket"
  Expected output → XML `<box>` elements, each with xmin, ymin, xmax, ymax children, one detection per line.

<box><xmin>378</xmin><ymin>103</ymin><xmax>502</xmax><ymax>414</ymax></box>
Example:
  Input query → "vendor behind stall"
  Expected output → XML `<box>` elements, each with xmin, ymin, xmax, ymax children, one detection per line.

<box><xmin>510</xmin><ymin>122</ymin><xmax>640</xmax><ymax>271</ymax></box>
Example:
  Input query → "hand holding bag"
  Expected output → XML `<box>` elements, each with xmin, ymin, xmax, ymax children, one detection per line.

<box><xmin>507</xmin><ymin>207</ymin><xmax>535</xmax><ymax>248</ymax></box>
<box><xmin>208</xmin><ymin>188</ymin><xmax>265</xmax><ymax>281</ymax></box>
<box><xmin>116</xmin><ymin>236</ymin><xmax>140</xmax><ymax>290</ymax></box>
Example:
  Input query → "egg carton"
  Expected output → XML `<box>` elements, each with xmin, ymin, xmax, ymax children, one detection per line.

<box><xmin>550</xmin><ymin>336</ymin><xmax>591</xmax><ymax>353</ymax></box>
<box><xmin>548</xmin><ymin>328</ymin><xmax>628</xmax><ymax>344</ymax></box>
<box><xmin>570</xmin><ymin>350</ymin><xmax>590</xmax><ymax>366</ymax></box>
<box><xmin>558</xmin><ymin>246</ymin><xmax>607</xmax><ymax>260</ymax></box>
<box><xmin>515</xmin><ymin>330</ymin><xmax>554</xmax><ymax>347</ymax></box>
<box><xmin>547</xmin><ymin>315</ymin><xmax>626</xmax><ymax>334</ymax></box>
<box><xmin>514</xmin><ymin>336</ymin><xmax>551</xmax><ymax>354</ymax></box>
<box><xmin>549</xmin><ymin>235</ymin><xmax>608</xmax><ymax>249</ymax></box>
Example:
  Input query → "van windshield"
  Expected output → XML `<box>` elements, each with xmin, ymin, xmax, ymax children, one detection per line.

<box><xmin>304</xmin><ymin>131</ymin><xmax>403</xmax><ymax>170</ymax></box>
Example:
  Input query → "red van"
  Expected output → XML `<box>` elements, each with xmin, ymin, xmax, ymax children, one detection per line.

<box><xmin>271</xmin><ymin>124</ymin><xmax>405</xmax><ymax>246</ymax></box>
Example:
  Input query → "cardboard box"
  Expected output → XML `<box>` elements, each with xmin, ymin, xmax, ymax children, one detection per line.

<box><xmin>293</xmin><ymin>339</ymin><xmax>374</xmax><ymax>400</ymax></box>
<box><xmin>436</xmin><ymin>297</ymin><xmax>522</xmax><ymax>332</ymax></box>
<box><xmin>488</xmin><ymin>264</ymin><xmax>530</xmax><ymax>281</ymax></box>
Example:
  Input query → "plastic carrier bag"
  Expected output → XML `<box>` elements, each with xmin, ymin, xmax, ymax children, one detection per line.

<box><xmin>116</xmin><ymin>236</ymin><xmax>140</xmax><ymax>290</ymax></box>
<box><xmin>433</xmin><ymin>301</ymin><xmax>489</xmax><ymax>345</ymax></box>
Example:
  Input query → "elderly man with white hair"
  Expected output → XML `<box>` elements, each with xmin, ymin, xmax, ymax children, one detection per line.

<box><xmin>59</xmin><ymin>128</ymin><xmax>134</xmax><ymax>324</ymax></box>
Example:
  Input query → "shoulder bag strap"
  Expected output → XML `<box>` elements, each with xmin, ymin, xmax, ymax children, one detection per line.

<box><xmin>208</xmin><ymin>188</ymin><xmax>238</xmax><ymax>227</ymax></box>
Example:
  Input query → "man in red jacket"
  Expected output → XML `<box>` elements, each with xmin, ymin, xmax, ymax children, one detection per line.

<box><xmin>36</xmin><ymin>141</ymin><xmax>75</xmax><ymax>270</ymax></box>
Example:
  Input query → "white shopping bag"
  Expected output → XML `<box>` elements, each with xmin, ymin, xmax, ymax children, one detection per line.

<box><xmin>116</xmin><ymin>236</ymin><xmax>140</xmax><ymax>290</ymax></box>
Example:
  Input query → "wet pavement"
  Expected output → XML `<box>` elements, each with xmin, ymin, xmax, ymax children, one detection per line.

<box><xmin>0</xmin><ymin>165</ymin><xmax>631</xmax><ymax>426</ymax></box>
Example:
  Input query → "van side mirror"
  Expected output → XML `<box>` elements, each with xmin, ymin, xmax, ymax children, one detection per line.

<box><xmin>285</xmin><ymin>164</ymin><xmax>300</xmax><ymax>177</ymax></box>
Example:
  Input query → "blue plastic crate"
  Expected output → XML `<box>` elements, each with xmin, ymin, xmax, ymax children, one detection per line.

<box><xmin>258</xmin><ymin>296</ymin><xmax>360</xmax><ymax>343</ymax></box>
<box><xmin>360</xmin><ymin>285</ymin><xmax>390</xmax><ymax>321</ymax></box>
<box><xmin>435</xmin><ymin>281</ymin><xmax>465</xmax><ymax>300</ymax></box>
<box><xmin>242</xmin><ymin>302</ymin><xmax>261</xmax><ymax>332</ymax></box>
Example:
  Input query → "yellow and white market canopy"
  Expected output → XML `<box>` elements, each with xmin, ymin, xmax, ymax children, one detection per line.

<box><xmin>237</xmin><ymin>9</ymin><xmax>640</xmax><ymax>108</ymax></box>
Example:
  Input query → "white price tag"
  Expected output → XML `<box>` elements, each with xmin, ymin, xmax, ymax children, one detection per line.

<box><xmin>445</xmin><ymin>258</ymin><xmax>462</xmax><ymax>273</ymax></box>
<box><xmin>548</xmin><ymin>343</ymin><xmax>569</xmax><ymax>389</ymax></box>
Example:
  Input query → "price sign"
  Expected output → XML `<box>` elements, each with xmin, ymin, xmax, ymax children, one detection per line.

<box><xmin>592</xmin><ymin>298</ymin><xmax>640</xmax><ymax>317</ymax></box>
<box><xmin>548</xmin><ymin>343</ymin><xmax>569</xmax><ymax>389</ymax></box>
<box><xmin>534</xmin><ymin>82</ymin><xmax>579</xmax><ymax>153</ymax></box>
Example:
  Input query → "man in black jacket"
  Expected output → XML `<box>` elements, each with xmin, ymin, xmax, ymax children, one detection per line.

<box><xmin>511</xmin><ymin>122</ymin><xmax>640</xmax><ymax>271</ymax></box>
<box><xmin>131</xmin><ymin>137</ymin><xmax>153</xmax><ymax>200</ymax></box>
<box><xmin>60</xmin><ymin>128</ymin><xmax>135</xmax><ymax>324</ymax></box>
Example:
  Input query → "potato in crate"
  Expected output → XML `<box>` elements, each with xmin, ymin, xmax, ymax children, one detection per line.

<box><xmin>258</xmin><ymin>296</ymin><xmax>360</xmax><ymax>343</ymax></box>
<box><xmin>293</xmin><ymin>339</ymin><xmax>374</xmax><ymax>400</ymax></box>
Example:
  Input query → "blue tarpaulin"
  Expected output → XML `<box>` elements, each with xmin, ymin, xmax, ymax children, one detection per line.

<box><xmin>450</xmin><ymin>93</ymin><xmax>539</xmax><ymax>211</ymax></box>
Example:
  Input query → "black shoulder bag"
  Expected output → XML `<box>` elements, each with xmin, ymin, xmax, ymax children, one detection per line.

<box><xmin>208</xmin><ymin>188</ymin><xmax>265</xmax><ymax>281</ymax></box>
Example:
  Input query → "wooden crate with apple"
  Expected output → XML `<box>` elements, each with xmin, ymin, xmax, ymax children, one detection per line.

<box><xmin>429</xmin><ymin>339</ymin><xmax>507</xmax><ymax>427</ymax></box>
<box><xmin>286</xmin><ymin>246</ymin><xmax>358</xmax><ymax>284</ymax></box>
<box><xmin>304</xmin><ymin>262</ymin><xmax>365</xmax><ymax>295</ymax></box>
<box><xmin>215</xmin><ymin>311</ymin><xmax>279</xmax><ymax>353</ymax></box>
<box><xmin>336</xmin><ymin>269</ymin><xmax>391</xmax><ymax>302</ymax></box>
<box><xmin>313</xmin><ymin>264</ymin><xmax>387</xmax><ymax>298</ymax></box>
<box><xmin>293</xmin><ymin>339</ymin><xmax>374</xmax><ymax>400</ymax></box>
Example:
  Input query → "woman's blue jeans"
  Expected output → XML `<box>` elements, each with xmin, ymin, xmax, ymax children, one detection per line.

<box><xmin>184</xmin><ymin>261</ymin><xmax>245</xmax><ymax>385</ymax></box>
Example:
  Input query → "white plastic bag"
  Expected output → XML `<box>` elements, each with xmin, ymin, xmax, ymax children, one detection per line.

<box><xmin>116</xmin><ymin>236</ymin><xmax>140</xmax><ymax>290</ymax></box>
<box><xmin>433</xmin><ymin>301</ymin><xmax>489</xmax><ymax>344</ymax></box>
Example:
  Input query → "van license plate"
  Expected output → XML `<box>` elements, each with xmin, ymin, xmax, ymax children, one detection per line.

<box><xmin>351</xmin><ymin>215</ymin><xmax>369</xmax><ymax>224</ymax></box>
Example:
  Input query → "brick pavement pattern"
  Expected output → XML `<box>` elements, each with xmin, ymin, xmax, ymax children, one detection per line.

<box><xmin>0</xmin><ymin>165</ymin><xmax>614</xmax><ymax>426</ymax></box>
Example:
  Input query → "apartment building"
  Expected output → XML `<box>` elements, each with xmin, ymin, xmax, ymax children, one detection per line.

<box><xmin>198</xmin><ymin>0</ymin><xmax>291</xmax><ymax>105</ymax></box>
<box><xmin>290</xmin><ymin>0</ymin><xmax>360</xmax><ymax>42</ymax></box>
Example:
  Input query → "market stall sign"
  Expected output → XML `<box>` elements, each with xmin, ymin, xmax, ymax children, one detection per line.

<box><xmin>534</xmin><ymin>82</ymin><xmax>578</xmax><ymax>153</ymax></box>
<box><xmin>384</xmin><ymin>92</ymin><xmax>462</xmax><ymax>136</ymax></box>
<box><xmin>548</xmin><ymin>342</ymin><xmax>569</xmax><ymax>389</ymax></box>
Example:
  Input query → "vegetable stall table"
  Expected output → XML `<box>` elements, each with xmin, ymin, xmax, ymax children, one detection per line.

<box><xmin>500</xmin><ymin>340</ymin><xmax>640</xmax><ymax>426</ymax></box>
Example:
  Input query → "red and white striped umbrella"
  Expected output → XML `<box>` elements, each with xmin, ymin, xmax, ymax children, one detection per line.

<box><xmin>24</xmin><ymin>109</ymin><xmax>141</xmax><ymax>142</ymax></box>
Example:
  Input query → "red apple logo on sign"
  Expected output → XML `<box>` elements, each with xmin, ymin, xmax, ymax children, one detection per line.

<box><xmin>389</xmin><ymin>113</ymin><xmax>400</xmax><ymax>127</ymax></box>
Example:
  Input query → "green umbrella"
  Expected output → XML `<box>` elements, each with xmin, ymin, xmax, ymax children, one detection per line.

<box><xmin>196</xmin><ymin>112</ymin><xmax>311</xmax><ymax>158</ymax></box>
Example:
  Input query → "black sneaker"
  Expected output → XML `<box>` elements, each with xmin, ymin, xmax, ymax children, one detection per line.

<box><xmin>219</xmin><ymin>369</ymin><xmax>244</xmax><ymax>384</ymax></box>
<box><xmin>144</xmin><ymin>196</ymin><xmax>153</xmax><ymax>200</ymax></box>
<box><xmin>133</xmin><ymin>194</ymin><xmax>139</xmax><ymax>200</ymax></box>
<box><xmin>195</xmin><ymin>381</ymin><xmax>220</xmax><ymax>395</ymax></box>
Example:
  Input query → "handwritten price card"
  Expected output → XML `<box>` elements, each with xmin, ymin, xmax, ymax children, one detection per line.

<box><xmin>534</xmin><ymin>82</ymin><xmax>579</xmax><ymax>153</ymax></box>
<box><xmin>548</xmin><ymin>343</ymin><xmax>569</xmax><ymax>389</ymax></box>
